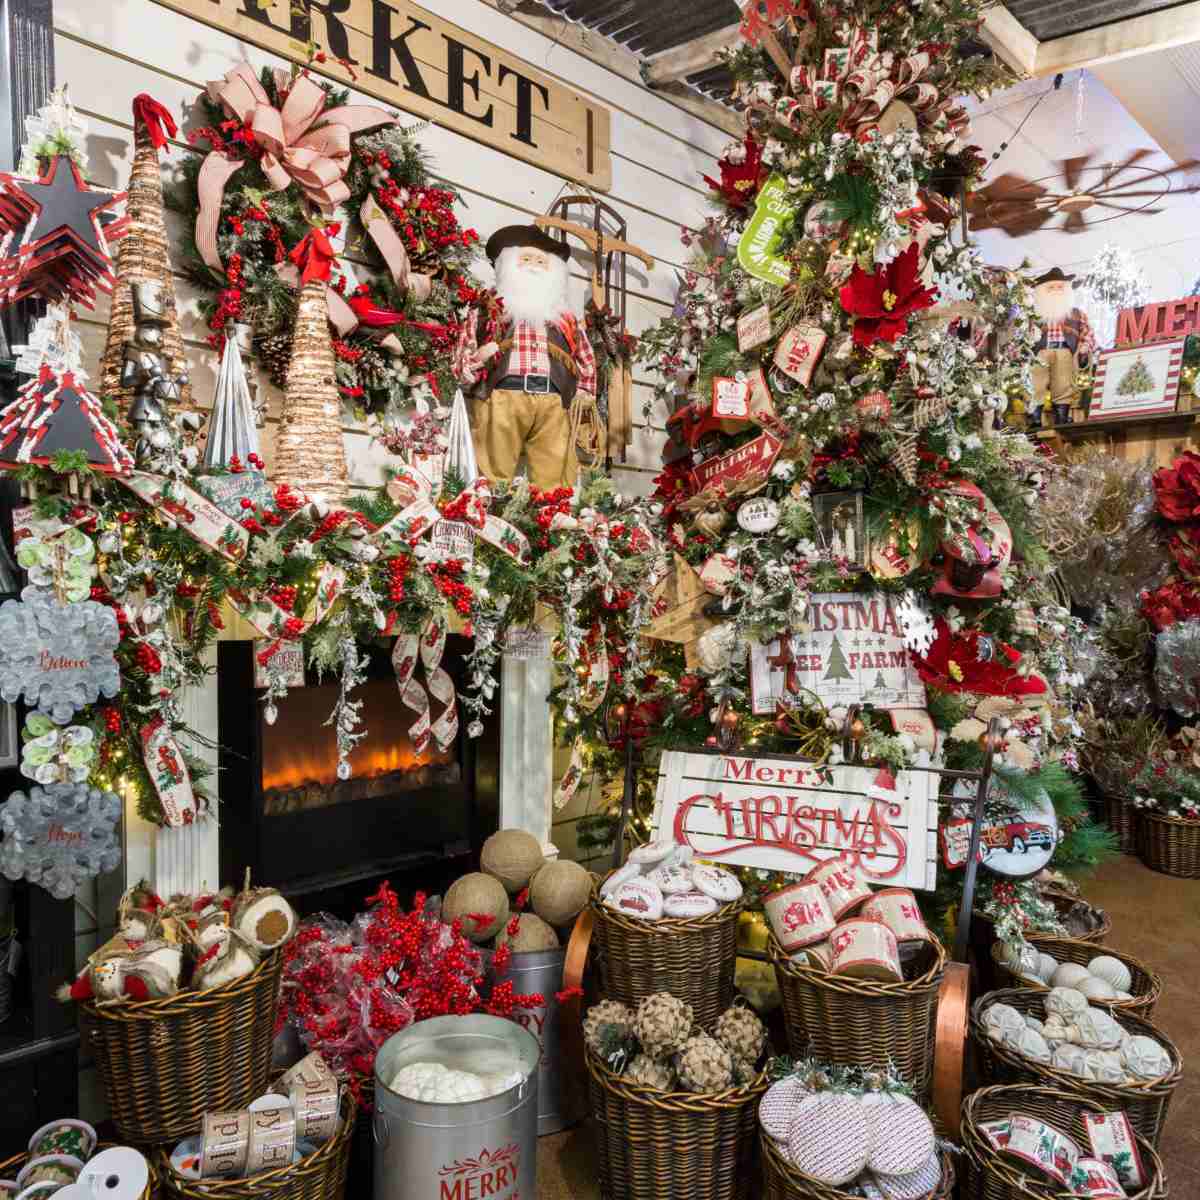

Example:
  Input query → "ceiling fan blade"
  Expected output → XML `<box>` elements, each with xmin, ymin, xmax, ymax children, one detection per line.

<box><xmin>1061</xmin><ymin>154</ymin><xmax>1095</xmax><ymax>192</ymax></box>
<box><xmin>1093</xmin><ymin>148</ymin><xmax>1155</xmax><ymax>191</ymax></box>
<box><xmin>970</xmin><ymin>173</ymin><xmax>1049</xmax><ymax>208</ymax></box>
<box><xmin>1002</xmin><ymin>209</ymin><xmax>1056</xmax><ymax>238</ymax></box>
<box><xmin>1062</xmin><ymin>211</ymin><xmax>1086</xmax><ymax>233</ymax></box>
<box><xmin>1093</xmin><ymin>201</ymin><xmax>1164</xmax><ymax>215</ymax></box>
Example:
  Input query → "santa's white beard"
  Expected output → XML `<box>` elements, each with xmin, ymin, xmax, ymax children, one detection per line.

<box><xmin>494</xmin><ymin>247</ymin><xmax>572</xmax><ymax>326</ymax></box>
<box><xmin>1034</xmin><ymin>285</ymin><xmax>1074</xmax><ymax>324</ymax></box>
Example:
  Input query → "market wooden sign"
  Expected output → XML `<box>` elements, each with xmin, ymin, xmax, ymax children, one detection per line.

<box><xmin>151</xmin><ymin>0</ymin><xmax>612</xmax><ymax>190</ymax></box>
<box><xmin>650</xmin><ymin>750</ymin><xmax>939</xmax><ymax>889</ymax></box>
<box><xmin>1115</xmin><ymin>294</ymin><xmax>1200</xmax><ymax>346</ymax></box>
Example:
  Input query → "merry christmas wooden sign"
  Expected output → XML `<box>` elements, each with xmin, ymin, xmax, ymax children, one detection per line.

<box><xmin>150</xmin><ymin>0</ymin><xmax>612</xmax><ymax>190</ymax></box>
<box><xmin>650</xmin><ymin>750</ymin><xmax>939</xmax><ymax>888</ymax></box>
<box><xmin>748</xmin><ymin>593</ymin><xmax>927</xmax><ymax>715</ymax></box>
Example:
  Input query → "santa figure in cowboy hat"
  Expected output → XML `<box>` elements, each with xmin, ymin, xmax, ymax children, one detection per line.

<box><xmin>1030</xmin><ymin>266</ymin><xmax>1094</xmax><ymax>419</ymax></box>
<box><xmin>453</xmin><ymin>224</ymin><xmax>596</xmax><ymax>489</ymax></box>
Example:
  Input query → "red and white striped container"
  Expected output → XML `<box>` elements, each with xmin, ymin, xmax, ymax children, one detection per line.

<box><xmin>805</xmin><ymin>856</ymin><xmax>873</xmax><ymax>920</ymax></box>
<box><xmin>764</xmin><ymin>881</ymin><xmax>836</xmax><ymax>952</ymax></box>
<box><xmin>829</xmin><ymin>917</ymin><xmax>902</xmax><ymax>982</ymax></box>
<box><xmin>861</xmin><ymin>887</ymin><xmax>929</xmax><ymax>942</ymax></box>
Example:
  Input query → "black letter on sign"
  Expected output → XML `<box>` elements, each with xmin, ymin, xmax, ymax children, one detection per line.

<box><xmin>498</xmin><ymin>65</ymin><xmax>548</xmax><ymax>147</ymax></box>
<box><xmin>367</xmin><ymin>0</ymin><xmax>432</xmax><ymax>97</ymax></box>
<box><xmin>237</xmin><ymin>0</ymin><xmax>288</xmax><ymax>33</ymax></box>
<box><xmin>290</xmin><ymin>0</ymin><xmax>356</xmax><ymax>64</ymax></box>
<box><xmin>443</xmin><ymin>37</ymin><xmax>493</xmax><ymax>127</ymax></box>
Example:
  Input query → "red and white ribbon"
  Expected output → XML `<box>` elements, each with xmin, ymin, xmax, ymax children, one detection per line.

<box><xmin>392</xmin><ymin>614</ymin><xmax>458</xmax><ymax>754</ymax></box>
<box><xmin>141</xmin><ymin>715</ymin><xmax>197</xmax><ymax>827</ymax></box>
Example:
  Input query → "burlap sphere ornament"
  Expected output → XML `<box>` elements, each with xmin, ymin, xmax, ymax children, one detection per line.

<box><xmin>481</xmin><ymin>828</ymin><xmax>545</xmax><ymax>893</ymax></box>
<box><xmin>443</xmin><ymin>872</ymin><xmax>510</xmax><ymax>943</ymax></box>
<box><xmin>584</xmin><ymin>1000</ymin><xmax>634</xmax><ymax>1054</ymax></box>
<box><xmin>677</xmin><ymin>1033</ymin><xmax>734</xmax><ymax>1092</ymax></box>
<box><xmin>714</xmin><ymin>1002</ymin><xmax>766</xmax><ymax>1067</ymax></box>
<box><xmin>633</xmin><ymin>992</ymin><xmax>693</xmax><ymax>1059</ymax></box>
<box><xmin>529</xmin><ymin>859</ymin><xmax>591</xmax><ymax>927</ymax></box>
<box><xmin>627</xmin><ymin>1053</ymin><xmax>676</xmax><ymax>1091</ymax></box>
<box><xmin>496</xmin><ymin>912</ymin><xmax>559</xmax><ymax>952</ymax></box>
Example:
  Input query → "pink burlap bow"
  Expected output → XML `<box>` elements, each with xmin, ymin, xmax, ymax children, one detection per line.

<box><xmin>195</xmin><ymin>64</ymin><xmax>393</xmax><ymax>271</ymax></box>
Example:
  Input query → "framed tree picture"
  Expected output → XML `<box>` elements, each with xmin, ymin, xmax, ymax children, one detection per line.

<box><xmin>1090</xmin><ymin>339</ymin><xmax>1185</xmax><ymax>420</ymax></box>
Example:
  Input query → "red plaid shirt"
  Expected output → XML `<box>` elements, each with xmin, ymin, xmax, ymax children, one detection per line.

<box><xmin>453</xmin><ymin>312</ymin><xmax>597</xmax><ymax>397</ymax></box>
<box><xmin>1043</xmin><ymin>313</ymin><xmax>1095</xmax><ymax>358</ymax></box>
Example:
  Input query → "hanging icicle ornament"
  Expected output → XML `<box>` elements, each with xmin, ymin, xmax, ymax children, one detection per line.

<box><xmin>327</xmin><ymin>632</ymin><xmax>368</xmax><ymax>781</ymax></box>
<box><xmin>1081</xmin><ymin>245</ymin><xmax>1149</xmax><ymax>351</ymax></box>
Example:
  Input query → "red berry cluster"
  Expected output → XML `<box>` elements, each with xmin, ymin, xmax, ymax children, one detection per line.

<box><xmin>135</xmin><ymin>642</ymin><xmax>163</xmax><ymax>675</ymax></box>
<box><xmin>268</xmin><ymin>585</ymin><xmax>298</xmax><ymax>613</ymax></box>
<box><xmin>102</xmin><ymin>707</ymin><xmax>122</xmax><ymax>735</ymax></box>
<box><xmin>428</xmin><ymin>560</ymin><xmax>473</xmax><ymax>616</ymax></box>
<box><xmin>385</xmin><ymin>555</ymin><xmax>411</xmax><ymax>603</ymax></box>
<box><xmin>530</xmin><ymin>486</ymin><xmax>575</xmax><ymax>550</ymax></box>
<box><xmin>280</xmin><ymin>616</ymin><xmax>307</xmax><ymax>640</ymax></box>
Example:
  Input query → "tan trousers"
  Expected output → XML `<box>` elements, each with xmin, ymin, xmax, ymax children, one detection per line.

<box><xmin>1031</xmin><ymin>347</ymin><xmax>1077</xmax><ymax>406</ymax></box>
<box><xmin>470</xmin><ymin>387</ymin><xmax>579</xmax><ymax>490</ymax></box>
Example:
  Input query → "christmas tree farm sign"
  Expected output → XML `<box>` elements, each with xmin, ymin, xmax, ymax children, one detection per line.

<box><xmin>650</xmin><ymin>750</ymin><xmax>939</xmax><ymax>889</ymax></box>
<box><xmin>149</xmin><ymin>0</ymin><xmax>612</xmax><ymax>190</ymax></box>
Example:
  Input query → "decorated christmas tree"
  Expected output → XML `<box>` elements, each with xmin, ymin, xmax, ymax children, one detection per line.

<box><xmin>1116</xmin><ymin>356</ymin><xmax>1154</xmax><ymax>397</ymax></box>
<box><xmin>593</xmin><ymin>0</ymin><xmax>1113</xmax><ymax>929</ymax></box>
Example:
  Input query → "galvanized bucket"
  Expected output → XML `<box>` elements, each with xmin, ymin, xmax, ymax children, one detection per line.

<box><xmin>501</xmin><ymin>947</ymin><xmax>588</xmax><ymax>1135</ymax></box>
<box><xmin>373</xmin><ymin>1014</ymin><xmax>540</xmax><ymax>1200</ymax></box>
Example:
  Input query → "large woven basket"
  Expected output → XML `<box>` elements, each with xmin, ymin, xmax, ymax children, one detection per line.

<box><xmin>0</xmin><ymin>1144</ymin><xmax>157</xmax><ymax>1199</ymax></box>
<box><xmin>586</xmin><ymin>1045</ymin><xmax>766</xmax><ymax>1200</ymax></box>
<box><xmin>1035</xmin><ymin>888</ymin><xmax>1110</xmax><ymax>945</ymax></box>
<box><xmin>760</xmin><ymin>1131</ymin><xmax>955</xmax><ymax>1200</ymax></box>
<box><xmin>970</xmin><ymin>988</ymin><xmax>1181</xmax><ymax>1147</ymax></box>
<box><xmin>960</xmin><ymin>1084</ymin><xmax>1166</xmax><ymax>1200</ymax></box>
<box><xmin>155</xmin><ymin>1088</ymin><xmax>356</xmax><ymax>1200</ymax></box>
<box><xmin>590</xmin><ymin>877</ymin><xmax>742</xmax><ymax>1030</ymax></box>
<box><xmin>769</xmin><ymin>933</ymin><xmax>946</xmax><ymax>1099</ymax></box>
<box><xmin>81</xmin><ymin>948</ymin><xmax>286</xmax><ymax>1146</ymax></box>
<box><xmin>1137</xmin><ymin>809</ymin><xmax>1200</xmax><ymax>877</ymax></box>
<box><xmin>1099</xmin><ymin>792</ymin><xmax>1138</xmax><ymax>854</ymax></box>
<box><xmin>993</xmin><ymin>936</ymin><xmax>1160</xmax><ymax>1019</ymax></box>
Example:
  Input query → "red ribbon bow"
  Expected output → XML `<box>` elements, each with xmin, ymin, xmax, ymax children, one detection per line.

<box><xmin>289</xmin><ymin>225</ymin><xmax>338</xmax><ymax>285</ymax></box>
<box><xmin>132</xmin><ymin>93</ymin><xmax>178</xmax><ymax>152</ymax></box>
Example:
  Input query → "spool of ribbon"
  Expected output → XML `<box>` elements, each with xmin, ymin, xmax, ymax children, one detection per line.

<box><xmin>392</xmin><ymin>614</ymin><xmax>458</xmax><ymax>754</ymax></box>
<box><xmin>132</xmin><ymin>93</ymin><xmax>178</xmax><ymax>152</ymax></box>
<box><xmin>194</xmin><ymin>64</ymin><xmax>393</xmax><ymax>272</ymax></box>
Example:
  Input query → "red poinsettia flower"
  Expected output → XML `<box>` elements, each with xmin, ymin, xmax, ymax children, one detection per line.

<box><xmin>1141</xmin><ymin>580</ymin><xmax>1200</xmax><ymax>631</ymax></box>
<box><xmin>1153</xmin><ymin>451</ymin><xmax>1200</xmax><ymax>522</ymax></box>
<box><xmin>911</xmin><ymin>619</ymin><xmax>1048</xmax><ymax>698</ymax></box>
<box><xmin>702</xmin><ymin>135</ymin><xmax>767</xmax><ymax>210</ymax></box>
<box><xmin>839</xmin><ymin>242</ymin><xmax>938</xmax><ymax>348</ymax></box>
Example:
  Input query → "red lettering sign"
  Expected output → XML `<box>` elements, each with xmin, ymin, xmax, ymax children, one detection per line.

<box><xmin>1115</xmin><ymin>295</ymin><xmax>1200</xmax><ymax>346</ymax></box>
<box><xmin>439</xmin><ymin>1144</ymin><xmax>520</xmax><ymax>1200</ymax></box>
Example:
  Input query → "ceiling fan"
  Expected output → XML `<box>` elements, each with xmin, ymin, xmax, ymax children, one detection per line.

<box><xmin>967</xmin><ymin>149</ymin><xmax>1199</xmax><ymax>236</ymax></box>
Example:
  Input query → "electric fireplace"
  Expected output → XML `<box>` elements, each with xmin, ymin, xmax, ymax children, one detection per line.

<box><xmin>216</xmin><ymin>637</ymin><xmax>498</xmax><ymax>909</ymax></box>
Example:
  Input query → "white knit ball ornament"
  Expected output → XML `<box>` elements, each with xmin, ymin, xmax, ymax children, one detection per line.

<box><xmin>1074</xmin><ymin>1008</ymin><xmax>1122</xmax><ymax>1050</ymax></box>
<box><xmin>1087</xmin><ymin>1048</ymin><xmax>1127</xmax><ymax>1084</ymax></box>
<box><xmin>1088</xmin><ymin>955</ymin><xmax>1132</xmax><ymax>993</ymax></box>
<box><xmin>786</xmin><ymin>1093</ymin><xmax>870</xmax><ymax>1185</ymax></box>
<box><xmin>1122</xmin><ymin>1034</ymin><xmax>1172</xmax><ymax>1080</ymax></box>
<box><xmin>1013</xmin><ymin>1027</ymin><xmax>1052</xmax><ymax>1064</ymax></box>
<box><xmin>1051</xmin><ymin>962</ymin><xmax>1092</xmax><ymax>990</ymax></box>
<box><xmin>863</xmin><ymin>1093</ymin><xmax>934</xmax><ymax>1176</ymax></box>
<box><xmin>1045</xmin><ymin>986</ymin><xmax>1089</xmax><ymax>1018</ymax></box>
<box><xmin>759</xmin><ymin>1076</ymin><xmax>810</xmax><ymax>1141</ymax></box>
<box><xmin>1078</xmin><ymin>975</ymin><xmax>1117</xmax><ymax>1001</ymax></box>
<box><xmin>1035</xmin><ymin>952</ymin><xmax>1058</xmax><ymax>982</ymax></box>
<box><xmin>1052</xmin><ymin>1043</ymin><xmax>1092</xmax><ymax>1078</ymax></box>
<box><xmin>982</xmin><ymin>1002</ymin><xmax>1026</xmax><ymax>1043</ymax></box>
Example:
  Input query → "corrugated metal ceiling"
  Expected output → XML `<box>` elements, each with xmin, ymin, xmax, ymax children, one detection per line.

<box><xmin>1005</xmin><ymin>0</ymin><xmax>1191</xmax><ymax>43</ymax></box>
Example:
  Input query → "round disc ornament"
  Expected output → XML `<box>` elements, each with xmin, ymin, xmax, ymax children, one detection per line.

<box><xmin>607</xmin><ymin>878</ymin><xmax>664</xmax><ymax>920</ymax></box>
<box><xmin>803</xmin><ymin>199</ymin><xmax>846</xmax><ymax>243</ymax></box>
<box><xmin>737</xmin><ymin>497</ymin><xmax>780</xmax><ymax>533</ymax></box>
<box><xmin>691</xmin><ymin>863</ymin><xmax>742</xmax><ymax>902</ymax></box>
<box><xmin>955</xmin><ymin>776</ymin><xmax>1059</xmax><ymax>879</ymax></box>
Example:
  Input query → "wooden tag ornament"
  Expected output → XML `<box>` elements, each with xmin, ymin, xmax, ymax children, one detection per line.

<box><xmin>774</xmin><ymin>324</ymin><xmax>827</xmax><ymax>386</ymax></box>
<box><xmin>645</xmin><ymin>553</ymin><xmax>714</xmax><ymax>644</ymax></box>
<box><xmin>737</xmin><ymin>304</ymin><xmax>772</xmax><ymax>351</ymax></box>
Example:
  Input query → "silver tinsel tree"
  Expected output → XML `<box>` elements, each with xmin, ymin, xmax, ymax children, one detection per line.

<box><xmin>1081</xmin><ymin>245</ymin><xmax>1149</xmax><ymax>351</ymax></box>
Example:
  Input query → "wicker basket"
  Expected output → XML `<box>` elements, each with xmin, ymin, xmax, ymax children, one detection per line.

<box><xmin>0</xmin><ymin>1144</ymin><xmax>157</xmax><ymax>1199</ymax></box>
<box><xmin>590</xmin><ymin>877</ymin><xmax>742</xmax><ymax>1030</ymax></box>
<box><xmin>1138</xmin><ymin>809</ymin><xmax>1200</xmax><ymax>877</ymax></box>
<box><xmin>1099</xmin><ymin>792</ymin><xmax>1138</xmax><ymax>854</ymax></box>
<box><xmin>81</xmin><ymin>948</ymin><xmax>286</xmax><ymax>1146</ymax></box>
<box><xmin>970</xmin><ymin>988</ymin><xmax>1181</xmax><ymax>1147</ymax></box>
<box><xmin>155</xmin><ymin>1088</ymin><xmax>355</xmax><ymax>1200</ymax></box>
<box><xmin>993</xmin><ymin>936</ymin><xmax>1160</xmax><ymax>1019</ymax></box>
<box><xmin>769</xmin><ymin>933</ymin><xmax>946</xmax><ymax>1099</ymax></box>
<box><xmin>960</xmin><ymin>1084</ymin><xmax>1166</xmax><ymax>1200</ymax></box>
<box><xmin>1036</xmin><ymin>888</ymin><xmax>1110</xmax><ymax>945</ymax></box>
<box><xmin>760</xmin><ymin>1130</ymin><xmax>955</xmax><ymax>1200</ymax></box>
<box><xmin>586</xmin><ymin>1044</ymin><xmax>766</xmax><ymax>1200</ymax></box>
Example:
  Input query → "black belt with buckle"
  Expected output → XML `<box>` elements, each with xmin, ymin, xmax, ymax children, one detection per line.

<box><xmin>496</xmin><ymin>373</ymin><xmax>556</xmax><ymax>395</ymax></box>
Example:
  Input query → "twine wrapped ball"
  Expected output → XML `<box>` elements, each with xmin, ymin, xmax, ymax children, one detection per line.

<box><xmin>1051</xmin><ymin>962</ymin><xmax>1092</xmax><ymax>990</ymax></box>
<box><xmin>787</xmin><ymin>1093</ymin><xmax>870</xmax><ymax>1185</ymax></box>
<box><xmin>633</xmin><ymin>992</ymin><xmax>693</xmax><ymax>1059</ymax></box>
<box><xmin>1089</xmin><ymin>1049</ymin><xmax>1128</xmax><ymax>1084</ymax></box>
<box><xmin>1013</xmin><ymin>1027</ymin><xmax>1053</xmax><ymax>1064</ymax></box>
<box><xmin>627</xmin><ymin>1053</ymin><xmax>675</xmax><ymax>1092</ymax></box>
<box><xmin>583</xmin><ymin>999</ymin><xmax>634</xmax><ymax>1058</ymax></box>
<box><xmin>530</xmin><ymin>859</ymin><xmax>592</xmax><ymax>927</ymax></box>
<box><xmin>443</xmin><ymin>873</ymin><xmax>510</xmax><ymax>943</ymax></box>
<box><xmin>863</xmin><ymin>1093</ymin><xmax>934</xmax><ymax>1176</ymax></box>
<box><xmin>714</xmin><ymin>1003</ymin><xmax>766</xmax><ymax>1066</ymax></box>
<box><xmin>1036</xmin><ymin>952</ymin><xmax>1059</xmax><ymax>982</ymax></box>
<box><xmin>1088</xmin><ymin>955</ymin><xmax>1132</xmax><ymax>993</ymax></box>
<box><xmin>480</xmin><ymin>829</ymin><xmax>545</xmax><ymax>894</ymax></box>
<box><xmin>677</xmin><ymin>1033</ymin><xmax>734</xmax><ymax>1092</ymax></box>
<box><xmin>496</xmin><ymin>912</ymin><xmax>559</xmax><ymax>952</ymax></box>
<box><xmin>1052</xmin><ymin>1043</ymin><xmax>1093</xmax><ymax>1078</ymax></box>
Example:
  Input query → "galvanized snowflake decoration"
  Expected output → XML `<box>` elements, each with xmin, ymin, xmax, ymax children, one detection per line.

<box><xmin>0</xmin><ymin>782</ymin><xmax>121</xmax><ymax>899</ymax></box>
<box><xmin>0</xmin><ymin>586</ymin><xmax>120</xmax><ymax>722</ymax></box>
<box><xmin>895</xmin><ymin>590</ymin><xmax>937</xmax><ymax>656</ymax></box>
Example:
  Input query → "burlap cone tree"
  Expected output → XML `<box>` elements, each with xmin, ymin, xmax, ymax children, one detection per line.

<box><xmin>99</xmin><ymin>108</ymin><xmax>191</xmax><ymax>410</ymax></box>
<box><xmin>274</xmin><ymin>277</ymin><xmax>350</xmax><ymax>502</ymax></box>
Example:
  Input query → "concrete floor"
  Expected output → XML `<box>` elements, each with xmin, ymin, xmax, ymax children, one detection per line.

<box><xmin>536</xmin><ymin>854</ymin><xmax>1199</xmax><ymax>1198</ymax></box>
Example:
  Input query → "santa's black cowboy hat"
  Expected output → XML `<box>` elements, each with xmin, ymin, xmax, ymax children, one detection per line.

<box><xmin>1032</xmin><ymin>267</ymin><xmax>1075</xmax><ymax>286</ymax></box>
<box><xmin>485</xmin><ymin>223</ymin><xmax>571</xmax><ymax>264</ymax></box>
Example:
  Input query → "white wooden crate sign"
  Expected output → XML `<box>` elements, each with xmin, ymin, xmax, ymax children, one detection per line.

<box><xmin>650</xmin><ymin>750</ymin><xmax>939</xmax><ymax>890</ymax></box>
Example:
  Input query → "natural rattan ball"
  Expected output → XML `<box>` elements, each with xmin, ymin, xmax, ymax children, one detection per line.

<box><xmin>677</xmin><ymin>1033</ymin><xmax>733</xmax><ymax>1092</ymax></box>
<box><xmin>584</xmin><ymin>999</ymin><xmax>634</xmax><ymax>1057</ymax></box>
<box><xmin>529</xmin><ymin>860</ymin><xmax>592</xmax><ymax>927</ymax></box>
<box><xmin>626</xmin><ymin>1053</ymin><xmax>676</xmax><ymax>1091</ymax></box>
<box><xmin>443</xmin><ymin>873</ymin><xmax>509</xmax><ymax>943</ymax></box>
<box><xmin>496</xmin><ymin>912</ymin><xmax>559</xmax><ymax>952</ymax></box>
<box><xmin>481</xmin><ymin>829</ymin><xmax>545</xmax><ymax>893</ymax></box>
<box><xmin>634</xmin><ymin>992</ymin><xmax>693</xmax><ymax>1059</ymax></box>
<box><xmin>714</xmin><ymin>1003</ymin><xmax>766</xmax><ymax>1066</ymax></box>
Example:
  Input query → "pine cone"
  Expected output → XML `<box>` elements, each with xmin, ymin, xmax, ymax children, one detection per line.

<box><xmin>626</xmin><ymin>1053</ymin><xmax>676</xmax><ymax>1092</ymax></box>
<box><xmin>634</xmin><ymin>992</ymin><xmax>693</xmax><ymax>1059</ymax></box>
<box><xmin>256</xmin><ymin>330</ymin><xmax>293</xmax><ymax>391</ymax></box>
<box><xmin>583</xmin><ymin>999</ymin><xmax>636</xmax><ymax>1071</ymax></box>
<box><xmin>714</xmin><ymin>1003</ymin><xmax>766</xmax><ymax>1067</ymax></box>
<box><xmin>676</xmin><ymin>1033</ymin><xmax>733</xmax><ymax>1093</ymax></box>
